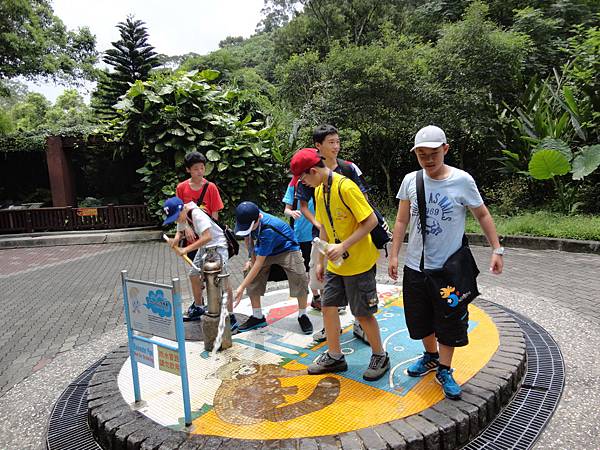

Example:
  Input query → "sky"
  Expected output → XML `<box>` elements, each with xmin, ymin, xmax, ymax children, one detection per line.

<box><xmin>26</xmin><ymin>0</ymin><xmax>265</xmax><ymax>102</ymax></box>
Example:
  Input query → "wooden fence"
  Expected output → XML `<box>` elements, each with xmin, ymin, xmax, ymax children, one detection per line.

<box><xmin>0</xmin><ymin>205</ymin><xmax>158</xmax><ymax>234</ymax></box>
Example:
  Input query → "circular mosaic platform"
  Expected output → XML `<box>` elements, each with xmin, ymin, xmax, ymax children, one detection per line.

<box><xmin>86</xmin><ymin>285</ymin><xmax>528</xmax><ymax>449</ymax></box>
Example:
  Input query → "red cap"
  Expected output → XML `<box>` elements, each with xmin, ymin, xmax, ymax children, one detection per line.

<box><xmin>290</xmin><ymin>148</ymin><xmax>322</xmax><ymax>176</ymax></box>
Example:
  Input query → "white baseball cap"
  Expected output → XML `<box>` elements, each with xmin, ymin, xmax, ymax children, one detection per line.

<box><xmin>410</xmin><ymin>125</ymin><xmax>447</xmax><ymax>151</ymax></box>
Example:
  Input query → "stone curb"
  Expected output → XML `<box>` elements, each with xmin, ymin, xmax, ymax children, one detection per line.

<box><xmin>2</xmin><ymin>228</ymin><xmax>598</xmax><ymax>253</ymax></box>
<box><xmin>466</xmin><ymin>233</ymin><xmax>600</xmax><ymax>254</ymax></box>
<box><xmin>0</xmin><ymin>228</ymin><xmax>162</xmax><ymax>249</ymax></box>
<box><xmin>88</xmin><ymin>300</ymin><xmax>526</xmax><ymax>450</ymax></box>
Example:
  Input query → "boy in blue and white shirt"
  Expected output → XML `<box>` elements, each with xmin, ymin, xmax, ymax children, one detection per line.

<box><xmin>388</xmin><ymin>125</ymin><xmax>504</xmax><ymax>400</ymax></box>
<box><xmin>162</xmin><ymin>197</ymin><xmax>237</xmax><ymax>330</ymax></box>
<box><xmin>282</xmin><ymin>170</ymin><xmax>321</xmax><ymax>308</ymax></box>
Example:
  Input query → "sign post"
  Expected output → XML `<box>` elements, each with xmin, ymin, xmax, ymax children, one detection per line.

<box><xmin>120</xmin><ymin>270</ymin><xmax>192</xmax><ymax>426</ymax></box>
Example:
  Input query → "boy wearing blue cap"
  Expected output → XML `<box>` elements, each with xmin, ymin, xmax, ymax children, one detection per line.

<box><xmin>233</xmin><ymin>201</ymin><xmax>313</xmax><ymax>335</ymax></box>
<box><xmin>162</xmin><ymin>197</ymin><xmax>238</xmax><ymax>330</ymax></box>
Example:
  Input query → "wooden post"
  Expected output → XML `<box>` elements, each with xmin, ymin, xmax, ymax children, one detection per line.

<box><xmin>108</xmin><ymin>204</ymin><xmax>116</xmax><ymax>228</ymax></box>
<box><xmin>46</xmin><ymin>136</ymin><xmax>76</xmax><ymax>207</ymax></box>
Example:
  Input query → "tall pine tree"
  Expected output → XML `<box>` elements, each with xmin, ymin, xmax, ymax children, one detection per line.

<box><xmin>92</xmin><ymin>16</ymin><xmax>160</xmax><ymax>120</ymax></box>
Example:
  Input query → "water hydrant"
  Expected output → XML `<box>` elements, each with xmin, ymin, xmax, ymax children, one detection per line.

<box><xmin>201</xmin><ymin>249</ymin><xmax>232</xmax><ymax>352</ymax></box>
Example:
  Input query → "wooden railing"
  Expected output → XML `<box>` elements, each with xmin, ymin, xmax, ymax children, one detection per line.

<box><xmin>0</xmin><ymin>205</ymin><xmax>158</xmax><ymax>234</ymax></box>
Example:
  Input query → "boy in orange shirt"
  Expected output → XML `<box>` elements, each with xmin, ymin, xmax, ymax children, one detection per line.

<box><xmin>174</xmin><ymin>151</ymin><xmax>224</xmax><ymax>319</ymax></box>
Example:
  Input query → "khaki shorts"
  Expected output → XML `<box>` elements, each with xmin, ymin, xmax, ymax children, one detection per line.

<box><xmin>247</xmin><ymin>250</ymin><xmax>308</xmax><ymax>298</ymax></box>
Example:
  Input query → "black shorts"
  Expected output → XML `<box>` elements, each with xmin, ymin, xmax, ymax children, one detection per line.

<box><xmin>402</xmin><ymin>266</ymin><xmax>469</xmax><ymax>347</ymax></box>
<box><xmin>299</xmin><ymin>241</ymin><xmax>312</xmax><ymax>272</ymax></box>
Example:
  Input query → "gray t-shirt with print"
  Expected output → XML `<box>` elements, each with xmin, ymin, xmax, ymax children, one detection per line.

<box><xmin>176</xmin><ymin>202</ymin><xmax>227</xmax><ymax>249</ymax></box>
<box><xmin>396</xmin><ymin>167</ymin><xmax>483</xmax><ymax>271</ymax></box>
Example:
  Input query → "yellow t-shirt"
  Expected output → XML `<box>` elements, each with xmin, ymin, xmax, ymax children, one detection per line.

<box><xmin>315</xmin><ymin>173</ymin><xmax>379</xmax><ymax>276</ymax></box>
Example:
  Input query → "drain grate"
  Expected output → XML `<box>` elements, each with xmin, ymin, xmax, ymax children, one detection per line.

<box><xmin>463</xmin><ymin>306</ymin><xmax>565</xmax><ymax>450</ymax></box>
<box><xmin>46</xmin><ymin>358</ymin><xmax>105</xmax><ymax>450</ymax></box>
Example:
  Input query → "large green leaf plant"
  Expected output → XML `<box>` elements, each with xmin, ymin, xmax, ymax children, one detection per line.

<box><xmin>528</xmin><ymin>137</ymin><xmax>600</xmax><ymax>213</ymax></box>
<box><xmin>110</xmin><ymin>69</ymin><xmax>276</xmax><ymax>220</ymax></box>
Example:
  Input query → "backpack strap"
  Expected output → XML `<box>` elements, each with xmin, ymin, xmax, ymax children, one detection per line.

<box><xmin>195</xmin><ymin>181</ymin><xmax>210</xmax><ymax>207</ymax></box>
<box><xmin>416</xmin><ymin>170</ymin><xmax>427</xmax><ymax>272</ymax></box>
<box><xmin>262</xmin><ymin>223</ymin><xmax>299</xmax><ymax>246</ymax></box>
<box><xmin>289</xmin><ymin>180</ymin><xmax>298</xmax><ymax>228</ymax></box>
<box><xmin>336</xmin><ymin>158</ymin><xmax>370</xmax><ymax>192</ymax></box>
<box><xmin>336</xmin><ymin>177</ymin><xmax>352</xmax><ymax>213</ymax></box>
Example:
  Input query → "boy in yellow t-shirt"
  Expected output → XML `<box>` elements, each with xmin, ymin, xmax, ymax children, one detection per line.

<box><xmin>290</xmin><ymin>148</ymin><xmax>390</xmax><ymax>382</ymax></box>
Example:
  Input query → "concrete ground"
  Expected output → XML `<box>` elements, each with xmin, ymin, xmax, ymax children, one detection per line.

<box><xmin>0</xmin><ymin>239</ymin><xmax>598</xmax><ymax>449</ymax></box>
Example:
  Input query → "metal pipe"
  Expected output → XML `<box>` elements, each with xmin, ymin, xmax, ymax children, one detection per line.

<box><xmin>201</xmin><ymin>248</ymin><xmax>232</xmax><ymax>351</ymax></box>
<box><xmin>203</xmin><ymin>249</ymin><xmax>223</xmax><ymax>316</ymax></box>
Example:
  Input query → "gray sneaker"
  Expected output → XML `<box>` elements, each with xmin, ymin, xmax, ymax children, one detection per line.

<box><xmin>313</xmin><ymin>327</ymin><xmax>342</xmax><ymax>343</ymax></box>
<box><xmin>353</xmin><ymin>321</ymin><xmax>370</xmax><ymax>345</ymax></box>
<box><xmin>313</xmin><ymin>328</ymin><xmax>327</xmax><ymax>342</ymax></box>
<box><xmin>363</xmin><ymin>352</ymin><xmax>390</xmax><ymax>381</ymax></box>
<box><xmin>308</xmin><ymin>352</ymin><xmax>348</xmax><ymax>375</ymax></box>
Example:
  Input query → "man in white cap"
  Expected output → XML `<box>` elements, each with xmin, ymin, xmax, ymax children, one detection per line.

<box><xmin>388</xmin><ymin>125</ymin><xmax>504</xmax><ymax>400</ymax></box>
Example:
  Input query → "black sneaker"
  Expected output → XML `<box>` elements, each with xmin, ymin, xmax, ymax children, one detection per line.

<box><xmin>363</xmin><ymin>352</ymin><xmax>390</xmax><ymax>381</ymax></box>
<box><xmin>238</xmin><ymin>315</ymin><xmax>267</xmax><ymax>332</ymax></box>
<box><xmin>298</xmin><ymin>314</ymin><xmax>313</xmax><ymax>334</ymax></box>
<box><xmin>229</xmin><ymin>314</ymin><xmax>239</xmax><ymax>334</ymax></box>
<box><xmin>308</xmin><ymin>352</ymin><xmax>348</xmax><ymax>375</ymax></box>
<box><xmin>184</xmin><ymin>303</ymin><xmax>205</xmax><ymax>321</ymax></box>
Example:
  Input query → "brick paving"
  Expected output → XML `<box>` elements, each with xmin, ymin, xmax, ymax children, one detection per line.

<box><xmin>0</xmin><ymin>240</ymin><xmax>599</xmax><ymax>449</ymax></box>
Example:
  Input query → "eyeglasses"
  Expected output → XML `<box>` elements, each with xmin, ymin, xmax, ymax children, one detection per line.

<box><xmin>299</xmin><ymin>170</ymin><xmax>310</xmax><ymax>182</ymax></box>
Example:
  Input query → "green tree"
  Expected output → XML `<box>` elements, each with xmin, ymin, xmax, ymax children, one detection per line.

<box><xmin>424</xmin><ymin>1</ymin><xmax>529</xmax><ymax>174</ymax></box>
<box><xmin>0</xmin><ymin>0</ymin><xmax>97</xmax><ymax>91</ymax></box>
<box><xmin>11</xmin><ymin>92</ymin><xmax>51</xmax><ymax>131</ymax></box>
<box><xmin>92</xmin><ymin>16</ymin><xmax>160</xmax><ymax>120</ymax></box>
<box><xmin>108</xmin><ymin>70</ymin><xmax>279</xmax><ymax>218</ymax></box>
<box><xmin>43</xmin><ymin>89</ymin><xmax>93</xmax><ymax>131</ymax></box>
<box><xmin>564</xmin><ymin>22</ymin><xmax>600</xmax><ymax>142</ymax></box>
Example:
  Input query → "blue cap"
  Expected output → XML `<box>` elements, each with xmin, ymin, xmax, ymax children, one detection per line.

<box><xmin>234</xmin><ymin>201</ymin><xmax>260</xmax><ymax>236</ymax></box>
<box><xmin>162</xmin><ymin>197</ymin><xmax>184</xmax><ymax>225</ymax></box>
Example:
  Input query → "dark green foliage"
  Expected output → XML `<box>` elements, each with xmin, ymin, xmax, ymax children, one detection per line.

<box><xmin>0</xmin><ymin>0</ymin><xmax>97</xmax><ymax>88</ymax></box>
<box><xmin>92</xmin><ymin>16</ymin><xmax>160</xmax><ymax>120</ymax></box>
<box><xmin>107</xmin><ymin>70</ymin><xmax>279</xmax><ymax>220</ymax></box>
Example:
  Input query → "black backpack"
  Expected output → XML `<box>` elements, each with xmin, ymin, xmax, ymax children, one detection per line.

<box><xmin>337</xmin><ymin>178</ymin><xmax>392</xmax><ymax>252</ymax></box>
<box><xmin>336</xmin><ymin>158</ymin><xmax>370</xmax><ymax>192</ymax></box>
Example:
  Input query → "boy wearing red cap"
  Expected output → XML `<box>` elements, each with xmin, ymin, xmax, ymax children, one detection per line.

<box><xmin>290</xmin><ymin>148</ymin><xmax>390</xmax><ymax>382</ymax></box>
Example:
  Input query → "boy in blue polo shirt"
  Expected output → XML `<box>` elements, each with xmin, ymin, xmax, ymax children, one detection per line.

<box><xmin>282</xmin><ymin>167</ymin><xmax>322</xmax><ymax>310</ymax></box>
<box><xmin>233</xmin><ymin>201</ymin><xmax>314</xmax><ymax>334</ymax></box>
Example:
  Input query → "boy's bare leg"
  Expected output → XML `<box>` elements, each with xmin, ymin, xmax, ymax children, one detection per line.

<box><xmin>356</xmin><ymin>315</ymin><xmax>384</xmax><ymax>354</ymax></box>
<box><xmin>190</xmin><ymin>275</ymin><xmax>204</xmax><ymax>305</ymax></box>
<box><xmin>422</xmin><ymin>333</ymin><xmax>438</xmax><ymax>354</ymax></box>
<box><xmin>297</xmin><ymin>293</ymin><xmax>307</xmax><ymax>310</ymax></box>
<box><xmin>249</xmin><ymin>294</ymin><xmax>263</xmax><ymax>311</ymax></box>
<box><xmin>323</xmin><ymin>306</ymin><xmax>341</xmax><ymax>353</ymax></box>
<box><xmin>438</xmin><ymin>343</ymin><xmax>455</xmax><ymax>367</ymax></box>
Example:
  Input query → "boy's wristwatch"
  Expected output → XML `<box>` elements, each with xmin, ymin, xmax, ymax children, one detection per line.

<box><xmin>493</xmin><ymin>246</ymin><xmax>505</xmax><ymax>255</ymax></box>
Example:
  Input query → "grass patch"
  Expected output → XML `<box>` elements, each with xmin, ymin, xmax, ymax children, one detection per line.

<box><xmin>465</xmin><ymin>210</ymin><xmax>600</xmax><ymax>241</ymax></box>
